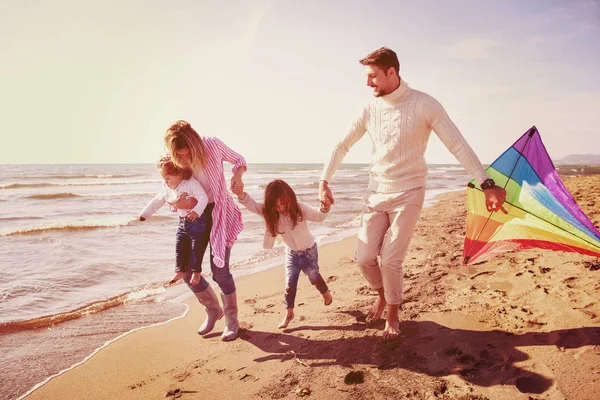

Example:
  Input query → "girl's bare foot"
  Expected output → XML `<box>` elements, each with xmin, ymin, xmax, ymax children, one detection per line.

<box><xmin>278</xmin><ymin>310</ymin><xmax>294</xmax><ymax>329</ymax></box>
<box><xmin>366</xmin><ymin>293</ymin><xmax>387</xmax><ymax>323</ymax></box>
<box><xmin>322</xmin><ymin>291</ymin><xmax>333</xmax><ymax>306</ymax></box>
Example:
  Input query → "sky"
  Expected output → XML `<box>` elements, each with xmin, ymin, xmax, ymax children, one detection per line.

<box><xmin>1</xmin><ymin>0</ymin><xmax>599</xmax><ymax>165</ymax></box>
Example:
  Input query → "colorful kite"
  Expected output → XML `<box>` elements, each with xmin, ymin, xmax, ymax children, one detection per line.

<box><xmin>463</xmin><ymin>126</ymin><xmax>600</xmax><ymax>265</ymax></box>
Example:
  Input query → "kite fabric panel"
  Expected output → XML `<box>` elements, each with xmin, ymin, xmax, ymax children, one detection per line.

<box><xmin>462</xmin><ymin>126</ymin><xmax>600</xmax><ymax>265</ymax></box>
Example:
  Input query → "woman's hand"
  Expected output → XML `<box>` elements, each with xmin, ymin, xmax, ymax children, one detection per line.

<box><xmin>231</xmin><ymin>167</ymin><xmax>245</xmax><ymax>194</ymax></box>
<box><xmin>173</xmin><ymin>192</ymin><xmax>198</xmax><ymax>210</ymax></box>
<box><xmin>232</xmin><ymin>181</ymin><xmax>245</xmax><ymax>200</ymax></box>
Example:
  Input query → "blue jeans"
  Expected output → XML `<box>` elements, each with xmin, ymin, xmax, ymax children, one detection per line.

<box><xmin>181</xmin><ymin>203</ymin><xmax>236</xmax><ymax>295</ymax></box>
<box><xmin>284</xmin><ymin>243</ymin><xmax>328</xmax><ymax>309</ymax></box>
<box><xmin>175</xmin><ymin>214</ymin><xmax>209</xmax><ymax>273</ymax></box>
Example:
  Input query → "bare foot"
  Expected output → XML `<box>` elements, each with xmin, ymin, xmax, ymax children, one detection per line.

<box><xmin>322</xmin><ymin>291</ymin><xmax>333</xmax><ymax>306</ymax></box>
<box><xmin>382</xmin><ymin>304</ymin><xmax>400</xmax><ymax>340</ymax></box>
<box><xmin>366</xmin><ymin>293</ymin><xmax>387</xmax><ymax>323</ymax></box>
<box><xmin>278</xmin><ymin>310</ymin><xmax>294</xmax><ymax>329</ymax></box>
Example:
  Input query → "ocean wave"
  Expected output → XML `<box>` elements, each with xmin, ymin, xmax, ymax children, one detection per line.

<box><xmin>0</xmin><ymin>283</ymin><xmax>169</xmax><ymax>333</ymax></box>
<box><xmin>5</xmin><ymin>173</ymin><xmax>148</xmax><ymax>180</ymax></box>
<box><xmin>258</xmin><ymin>181</ymin><xmax>319</xmax><ymax>190</ymax></box>
<box><xmin>0</xmin><ymin>217</ymin><xmax>140</xmax><ymax>236</ymax></box>
<box><xmin>1</xmin><ymin>180</ymin><xmax>160</xmax><ymax>189</ymax></box>
<box><xmin>26</xmin><ymin>191</ymin><xmax>156</xmax><ymax>200</ymax></box>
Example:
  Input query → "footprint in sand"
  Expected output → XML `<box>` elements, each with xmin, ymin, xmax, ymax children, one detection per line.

<box><xmin>512</xmin><ymin>363</ymin><xmax>563</xmax><ymax>397</ymax></box>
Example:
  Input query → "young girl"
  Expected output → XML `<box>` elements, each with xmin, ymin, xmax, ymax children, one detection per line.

<box><xmin>233</xmin><ymin>179</ymin><xmax>333</xmax><ymax>329</ymax></box>
<box><xmin>139</xmin><ymin>156</ymin><xmax>209</xmax><ymax>287</ymax></box>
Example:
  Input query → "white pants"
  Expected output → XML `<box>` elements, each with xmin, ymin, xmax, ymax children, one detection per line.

<box><xmin>357</xmin><ymin>187</ymin><xmax>425</xmax><ymax>305</ymax></box>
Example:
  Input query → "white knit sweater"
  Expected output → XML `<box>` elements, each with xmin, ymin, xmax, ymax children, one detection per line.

<box><xmin>321</xmin><ymin>79</ymin><xmax>489</xmax><ymax>193</ymax></box>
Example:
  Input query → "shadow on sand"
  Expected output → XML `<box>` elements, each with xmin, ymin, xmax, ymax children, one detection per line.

<box><xmin>240</xmin><ymin>315</ymin><xmax>600</xmax><ymax>395</ymax></box>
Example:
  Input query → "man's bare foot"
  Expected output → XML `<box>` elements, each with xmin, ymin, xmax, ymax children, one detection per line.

<box><xmin>278</xmin><ymin>310</ymin><xmax>294</xmax><ymax>329</ymax></box>
<box><xmin>322</xmin><ymin>291</ymin><xmax>333</xmax><ymax>306</ymax></box>
<box><xmin>382</xmin><ymin>304</ymin><xmax>400</xmax><ymax>340</ymax></box>
<box><xmin>366</xmin><ymin>293</ymin><xmax>387</xmax><ymax>323</ymax></box>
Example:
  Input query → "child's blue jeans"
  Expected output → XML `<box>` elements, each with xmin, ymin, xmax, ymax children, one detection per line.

<box><xmin>175</xmin><ymin>214</ymin><xmax>209</xmax><ymax>273</ymax></box>
<box><xmin>284</xmin><ymin>242</ymin><xmax>328</xmax><ymax>309</ymax></box>
<box><xmin>181</xmin><ymin>203</ymin><xmax>236</xmax><ymax>296</ymax></box>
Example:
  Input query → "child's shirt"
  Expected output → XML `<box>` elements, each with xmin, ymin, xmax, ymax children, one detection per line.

<box><xmin>239</xmin><ymin>192</ymin><xmax>328</xmax><ymax>251</ymax></box>
<box><xmin>139</xmin><ymin>178</ymin><xmax>209</xmax><ymax>220</ymax></box>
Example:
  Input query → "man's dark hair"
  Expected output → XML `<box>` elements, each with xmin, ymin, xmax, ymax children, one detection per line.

<box><xmin>359</xmin><ymin>47</ymin><xmax>399</xmax><ymax>75</ymax></box>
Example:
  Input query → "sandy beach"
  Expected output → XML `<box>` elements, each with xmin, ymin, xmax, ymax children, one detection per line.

<box><xmin>24</xmin><ymin>175</ymin><xmax>600</xmax><ymax>400</ymax></box>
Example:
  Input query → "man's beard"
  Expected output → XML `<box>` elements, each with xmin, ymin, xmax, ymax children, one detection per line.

<box><xmin>373</xmin><ymin>87</ymin><xmax>387</xmax><ymax>97</ymax></box>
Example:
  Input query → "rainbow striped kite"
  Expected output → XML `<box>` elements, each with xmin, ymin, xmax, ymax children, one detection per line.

<box><xmin>463</xmin><ymin>126</ymin><xmax>600</xmax><ymax>265</ymax></box>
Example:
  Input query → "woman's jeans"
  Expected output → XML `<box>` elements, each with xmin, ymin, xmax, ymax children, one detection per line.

<box><xmin>284</xmin><ymin>243</ymin><xmax>328</xmax><ymax>309</ymax></box>
<box><xmin>182</xmin><ymin>203</ymin><xmax>236</xmax><ymax>295</ymax></box>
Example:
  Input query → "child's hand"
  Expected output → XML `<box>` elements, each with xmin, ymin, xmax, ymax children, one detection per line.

<box><xmin>190</xmin><ymin>272</ymin><xmax>201</xmax><ymax>285</ymax></box>
<box><xmin>169</xmin><ymin>271</ymin><xmax>186</xmax><ymax>285</ymax></box>
<box><xmin>231</xmin><ymin>181</ymin><xmax>244</xmax><ymax>198</ymax></box>
<box><xmin>186</xmin><ymin>211</ymin><xmax>199</xmax><ymax>221</ymax></box>
<box><xmin>320</xmin><ymin>196</ymin><xmax>331</xmax><ymax>213</ymax></box>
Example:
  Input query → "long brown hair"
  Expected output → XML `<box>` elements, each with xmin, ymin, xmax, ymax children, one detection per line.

<box><xmin>164</xmin><ymin>120</ymin><xmax>207</xmax><ymax>170</ymax></box>
<box><xmin>262</xmin><ymin>180</ymin><xmax>303</xmax><ymax>237</ymax></box>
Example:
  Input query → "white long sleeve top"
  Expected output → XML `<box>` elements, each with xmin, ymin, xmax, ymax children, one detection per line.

<box><xmin>239</xmin><ymin>192</ymin><xmax>328</xmax><ymax>251</ymax></box>
<box><xmin>321</xmin><ymin>79</ymin><xmax>490</xmax><ymax>193</ymax></box>
<box><xmin>139</xmin><ymin>178</ymin><xmax>208</xmax><ymax>220</ymax></box>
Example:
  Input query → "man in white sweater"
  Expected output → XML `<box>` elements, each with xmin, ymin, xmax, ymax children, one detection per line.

<box><xmin>319</xmin><ymin>47</ymin><xmax>507</xmax><ymax>339</ymax></box>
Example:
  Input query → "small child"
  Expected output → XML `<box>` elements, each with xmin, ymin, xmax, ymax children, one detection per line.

<box><xmin>139</xmin><ymin>155</ymin><xmax>209</xmax><ymax>285</ymax></box>
<box><xmin>233</xmin><ymin>179</ymin><xmax>332</xmax><ymax>329</ymax></box>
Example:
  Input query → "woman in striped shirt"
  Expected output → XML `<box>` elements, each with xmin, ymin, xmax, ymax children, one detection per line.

<box><xmin>165</xmin><ymin>120</ymin><xmax>246</xmax><ymax>342</ymax></box>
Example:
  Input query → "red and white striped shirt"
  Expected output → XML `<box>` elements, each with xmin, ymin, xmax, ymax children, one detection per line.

<box><xmin>198</xmin><ymin>137</ymin><xmax>246</xmax><ymax>268</ymax></box>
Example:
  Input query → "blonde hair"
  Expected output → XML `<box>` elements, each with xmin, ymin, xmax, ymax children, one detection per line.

<box><xmin>164</xmin><ymin>120</ymin><xmax>207</xmax><ymax>169</ymax></box>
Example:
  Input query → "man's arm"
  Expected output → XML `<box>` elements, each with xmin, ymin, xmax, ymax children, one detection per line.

<box><xmin>320</xmin><ymin>105</ymin><xmax>368</xmax><ymax>205</ymax></box>
<box><xmin>424</xmin><ymin>96</ymin><xmax>507</xmax><ymax>213</ymax></box>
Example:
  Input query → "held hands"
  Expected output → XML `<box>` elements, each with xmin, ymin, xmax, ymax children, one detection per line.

<box><xmin>231</xmin><ymin>179</ymin><xmax>245</xmax><ymax>200</ymax></box>
<box><xmin>319</xmin><ymin>180</ymin><xmax>334</xmax><ymax>211</ymax></box>
<box><xmin>484</xmin><ymin>185</ymin><xmax>508</xmax><ymax>214</ymax></box>
<box><xmin>231</xmin><ymin>167</ymin><xmax>245</xmax><ymax>196</ymax></box>
<box><xmin>320</xmin><ymin>196</ymin><xmax>331</xmax><ymax>213</ymax></box>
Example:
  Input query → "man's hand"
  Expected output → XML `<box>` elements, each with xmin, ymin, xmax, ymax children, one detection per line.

<box><xmin>319</xmin><ymin>180</ymin><xmax>335</xmax><ymax>209</ymax></box>
<box><xmin>174</xmin><ymin>192</ymin><xmax>198</xmax><ymax>210</ymax></box>
<box><xmin>169</xmin><ymin>271</ymin><xmax>185</xmax><ymax>285</ymax></box>
<box><xmin>484</xmin><ymin>186</ymin><xmax>508</xmax><ymax>214</ymax></box>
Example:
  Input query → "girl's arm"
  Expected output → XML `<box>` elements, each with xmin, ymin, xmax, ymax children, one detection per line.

<box><xmin>139</xmin><ymin>189</ymin><xmax>166</xmax><ymax>220</ymax></box>
<box><xmin>299</xmin><ymin>202</ymin><xmax>329</xmax><ymax>222</ymax></box>
<box><xmin>238</xmin><ymin>192</ymin><xmax>264</xmax><ymax>216</ymax></box>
